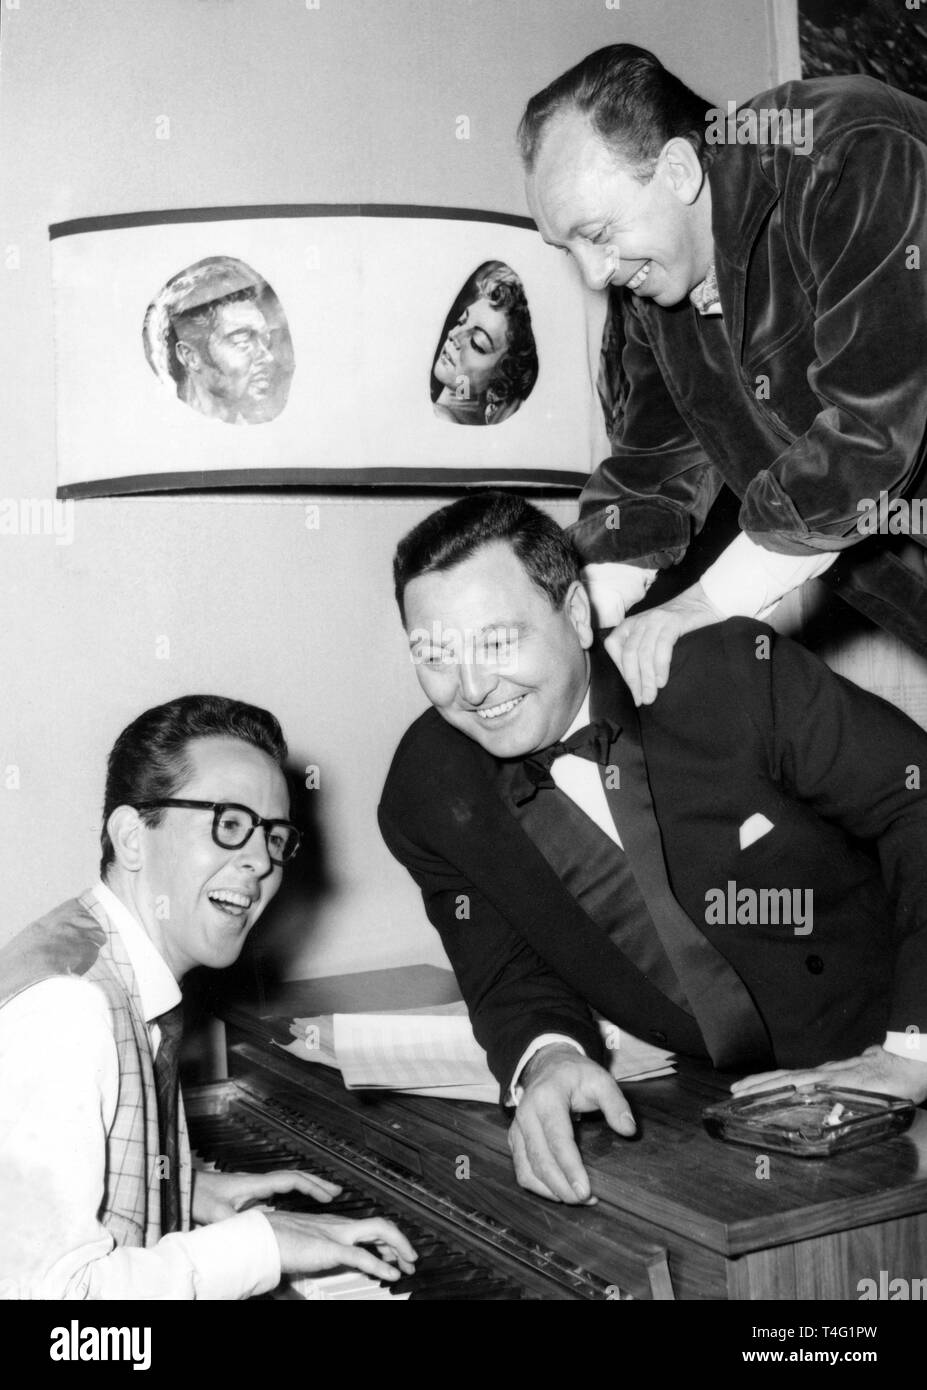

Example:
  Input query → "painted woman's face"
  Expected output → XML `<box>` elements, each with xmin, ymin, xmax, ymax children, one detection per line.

<box><xmin>433</xmin><ymin>296</ymin><xmax>510</xmax><ymax>399</ymax></box>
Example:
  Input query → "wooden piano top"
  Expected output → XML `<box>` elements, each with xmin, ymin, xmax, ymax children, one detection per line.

<box><xmin>218</xmin><ymin>969</ymin><xmax>927</xmax><ymax>1262</ymax></box>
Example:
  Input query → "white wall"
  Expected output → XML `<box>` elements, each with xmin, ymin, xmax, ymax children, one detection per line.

<box><xmin>0</xmin><ymin>0</ymin><xmax>798</xmax><ymax>976</ymax></box>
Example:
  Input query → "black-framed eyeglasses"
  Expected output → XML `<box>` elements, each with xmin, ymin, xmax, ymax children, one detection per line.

<box><xmin>133</xmin><ymin>799</ymin><xmax>301</xmax><ymax>865</ymax></box>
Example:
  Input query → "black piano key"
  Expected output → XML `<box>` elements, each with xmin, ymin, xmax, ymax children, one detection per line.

<box><xmin>211</xmin><ymin>1146</ymin><xmax>302</xmax><ymax>1166</ymax></box>
<box><xmin>221</xmin><ymin>1156</ymin><xmax>304</xmax><ymax>1173</ymax></box>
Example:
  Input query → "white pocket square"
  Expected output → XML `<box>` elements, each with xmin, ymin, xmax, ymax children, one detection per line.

<box><xmin>739</xmin><ymin>813</ymin><xmax>775</xmax><ymax>850</ymax></box>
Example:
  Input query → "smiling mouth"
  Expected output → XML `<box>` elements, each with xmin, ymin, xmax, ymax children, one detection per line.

<box><xmin>474</xmin><ymin>694</ymin><xmax>526</xmax><ymax>722</ymax></box>
<box><xmin>626</xmin><ymin>261</ymin><xmax>652</xmax><ymax>292</ymax></box>
<box><xmin>208</xmin><ymin>889</ymin><xmax>254</xmax><ymax>917</ymax></box>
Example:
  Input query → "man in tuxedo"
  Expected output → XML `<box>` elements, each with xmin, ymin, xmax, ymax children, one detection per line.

<box><xmin>0</xmin><ymin>694</ymin><xmax>416</xmax><ymax>1298</ymax></box>
<box><xmin>379</xmin><ymin>492</ymin><xmax>927</xmax><ymax>1204</ymax></box>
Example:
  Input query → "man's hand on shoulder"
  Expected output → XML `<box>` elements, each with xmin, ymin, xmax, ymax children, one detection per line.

<box><xmin>508</xmin><ymin>1044</ymin><xmax>636</xmax><ymax>1204</ymax></box>
<box><xmin>731</xmin><ymin>1045</ymin><xmax>927</xmax><ymax>1105</ymax></box>
<box><xmin>605</xmin><ymin>581</ymin><xmax>723</xmax><ymax>706</ymax></box>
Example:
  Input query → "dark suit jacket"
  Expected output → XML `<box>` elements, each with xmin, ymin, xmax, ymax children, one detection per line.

<box><xmin>379</xmin><ymin>620</ymin><xmax>927</xmax><ymax>1092</ymax></box>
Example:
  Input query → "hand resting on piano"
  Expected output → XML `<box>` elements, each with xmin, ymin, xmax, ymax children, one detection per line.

<box><xmin>510</xmin><ymin>1045</ymin><xmax>636</xmax><ymax>1205</ymax></box>
<box><xmin>193</xmin><ymin>1168</ymin><xmax>418</xmax><ymax>1283</ymax></box>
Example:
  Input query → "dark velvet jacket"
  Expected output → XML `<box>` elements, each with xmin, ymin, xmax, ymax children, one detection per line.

<box><xmin>571</xmin><ymin>77</ymin><xmax>927</xmax><ymax>645</ymax></box>
<box><xmin>379</xmin><ymin>621</ymin><xmax>927</xmax><ymax>1093</ymax></box>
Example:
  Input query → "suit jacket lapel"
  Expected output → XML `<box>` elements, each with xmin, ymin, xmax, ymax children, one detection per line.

<box><xmin>474</xmin><ymin>765</ymin><xmax>706</xmax><ymax>1054</ymax></box>
<box><xmin>709</xmin><ymin>155</ymin><xmax>779</xmax><ymax>367</ymax></box>
<box><xmin>590</xmin><ymin>645</ymin><xmax>773</xmax><ymax>1069</ymax></box>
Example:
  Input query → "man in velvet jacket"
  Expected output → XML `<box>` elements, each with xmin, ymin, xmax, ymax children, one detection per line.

<box><xmin>379</xmin><ymin>493</ymin><xmax>927</xmax><ymax>1204</ymax></box>
<box><xmin>518</xmin><ymin>45</ymin><xmax>927</xmax><ymax>707</ymax></box>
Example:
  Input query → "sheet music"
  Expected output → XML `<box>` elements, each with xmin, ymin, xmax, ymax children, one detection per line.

<box><xmin>281</xmin><ymin>1004</ymin><xmax>674</xmax><ymax>1102</ymax></box>
<box><xmin>334</xmin><ymin>1012</ymin><xmax>495</xmax><ymax>1091</ymax></box>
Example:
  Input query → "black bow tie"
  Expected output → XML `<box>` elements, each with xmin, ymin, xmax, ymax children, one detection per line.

<box><xmin>508</xmin><ymin>719</ymin><xmax>621</xmax><ymax>806</ymax></box>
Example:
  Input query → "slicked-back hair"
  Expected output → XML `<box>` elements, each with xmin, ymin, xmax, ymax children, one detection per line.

<box><xmin>518</xmin><ymin>44</ymin><xmax>714</xmax><ymax>182</ymax></box>
<box><xmin>167</xmin><ymin>287</ymin><xmax>258</xmax><ymax>383</ymax></box>
<box><xmin>393</xmin><ymin>491</ymin><xmax>581</xmax><ymax>624</ymax></box>
<box><xmin>100</xmin><ymin>694</ymin><xmax>288</xmax><ymax>874</ymax></box>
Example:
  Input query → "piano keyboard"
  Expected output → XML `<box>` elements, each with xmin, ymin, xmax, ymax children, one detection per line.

<box><xmin>188</xmin><ymin>1101</ymin><xmax>542</xmax><ymax>1300</ymax></box>
<box><xmin>288</xmin><ymin>1270</ymin><xmax>410</xmax><ymax>1301</ymax></box>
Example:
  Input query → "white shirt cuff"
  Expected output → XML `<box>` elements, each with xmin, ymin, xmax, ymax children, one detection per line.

<box><xmin>507</xmin><ymin>1034</ymin><xmax>586</xmax><ymax>1106</ymax></box>
<box><xmin>581</xmin><ymin>563</ymin><xmax>658</xmax><ymax>629</ymax></box>
<box><xmin>175</xmin><ymin>1209</ymin><xmax>282</xmax><ymax>1301</ymax></box>
<box><xmin>699</xmin><ymin>532</ymin><xmax>838</xmax><ymax>619</ymax></box>
<box><xmin>883</xmin><ymin>1031</ymin><xmax>927</xmax><ymax>1065</ymax></box>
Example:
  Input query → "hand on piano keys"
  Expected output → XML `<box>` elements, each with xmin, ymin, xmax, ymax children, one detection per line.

<box><xmin>193</xmin><ymin>1160</ymin><xmax>417</xmax><ymax>1287</ymax></box>
<box><xmin>192</xmin><ymin>1165</ymin><xmax>343</xmax><ymax>1224</ymax></box>
<box><xmin>266</xmin><ymin>1210</ymin><xmax>418</xmax><ymax>1286</ymax></box>
<box><xmin>190</xmin><ymin>1108</ymin><xmax>530</xmax><ymax>1298</ymax></box>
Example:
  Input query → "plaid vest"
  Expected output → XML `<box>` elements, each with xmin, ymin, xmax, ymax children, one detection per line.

<box><xmin>0</xmin><ymin>891</ymin><xmax>192</xmax><ymax>1246</ymax></box>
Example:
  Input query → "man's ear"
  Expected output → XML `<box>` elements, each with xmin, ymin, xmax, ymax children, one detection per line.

<box><xmin>174</xmin><ymin>339</ymin><xmax>201</xmax><ymax>372</ymax></box>
<box><xmin>565</xmin><ymin>578</ymin><xmax>595</xmax><ymax>650</ymax></box>
<box><xmin>659</xmin><ymin>136</ymin><xmax>705</xmax><ymax>206</ymax></box>
<box><xmin>107</xmin><ymin>805</ymin><xmax>144</xmax><ymax>872</ymax></box>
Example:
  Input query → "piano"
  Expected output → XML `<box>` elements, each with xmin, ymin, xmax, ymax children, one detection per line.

<box><xmin>184</xmin><ymin>967</ymin><xmax>927</xmax><ymax>1301</ymax></box>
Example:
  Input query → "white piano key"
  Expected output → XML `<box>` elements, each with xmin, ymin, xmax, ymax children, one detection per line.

<box><xmin>289</xmin><ymin>1268</ymin><xmax>411</xmax><ymax>1301</ymax></box>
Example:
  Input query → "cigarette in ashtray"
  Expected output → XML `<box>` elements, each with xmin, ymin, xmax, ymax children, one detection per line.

<box><xmin>823</xmin><ymin>1102</ymin><xmax>846</xmax><ymax>1127</ymax></box>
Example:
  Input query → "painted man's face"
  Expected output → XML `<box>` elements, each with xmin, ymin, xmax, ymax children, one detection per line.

<box><xmin>199</xmin><ymin>300</ymin><xmax>275</xmax><ymax>407</ymax></box>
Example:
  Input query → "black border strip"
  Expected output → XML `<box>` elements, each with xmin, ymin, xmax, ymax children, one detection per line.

<box><xmin>56</xmin><ymin>467</ymin><xmax>586</xmax><ymax>500</ymax></box>
<box><xmin>49</xmin><ymin>204</ymin><xmax>537</xmax><ymax>240</ymax></box>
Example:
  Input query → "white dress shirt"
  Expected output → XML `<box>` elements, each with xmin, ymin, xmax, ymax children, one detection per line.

<box><xmin>506</xmin><ymin>691</ymin><xmax>924</xmax><ymax>1103</ymax></box>
<box><xmin>507</xmin><ymin>696</ymin><xmax>603</xmax><ymax>1101</ymax></box>
<box><xmin>0</xmin><ymin>881</ymin><xmax>281</xmax><ymax>1300</ymax></box>
<box><xmin>583</xmin><ymin>536</ymin><xmax>838</xmax><ymax>630</ymax></box>
<box><xmin>583</xmin><ymin>281</ymin><xmax>837</xmax><ymax>629</ymax></box>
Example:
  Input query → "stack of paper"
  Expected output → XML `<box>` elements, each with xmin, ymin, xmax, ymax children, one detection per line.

<box><xmin>281</xmin><ymin>1003</ymin><xmax>673</xmax><ymax>1103</ymax></box>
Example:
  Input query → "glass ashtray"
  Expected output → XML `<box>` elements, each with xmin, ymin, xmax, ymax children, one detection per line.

<box><xmin>702</xmin><ymin>1084</ymin><xmax>915</xmax><ymax>1158</ymax></box>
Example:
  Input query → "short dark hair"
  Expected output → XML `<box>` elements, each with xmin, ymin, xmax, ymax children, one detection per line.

<box><xmin>168</xmin><ymin>287</ymin><xmax>258</xmax><ymax>382</ymax></box>
<box><xmin>100</xmin><ymin>694</ymin><xmax>288</xmax><ymax>874</ymax></box>
<box><xmin>393</xmin><ymin>491</ymin><xmax>580</xmax><ymax>624</ymax></box>
<box><xmin>518</xmin><ymin>44</ymin><xmax>714</xmax><ymax>181</ymax></box>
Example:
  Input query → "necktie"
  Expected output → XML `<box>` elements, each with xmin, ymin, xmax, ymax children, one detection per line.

<box><xmin>509</xmin><ymin>720</ymin><xmax>621</xmax><ymax>806</ymax></box>
<box><xmin>153</xmin><ymin>1003</ymin><xmax>184</xmax><ymax>1234</ymax></box>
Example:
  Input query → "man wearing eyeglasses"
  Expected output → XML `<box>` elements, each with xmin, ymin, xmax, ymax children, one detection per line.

<box><xmin>0</xmin><ymin>694</ymin><xmax>416</xmax><ymax>1300</ymax></box>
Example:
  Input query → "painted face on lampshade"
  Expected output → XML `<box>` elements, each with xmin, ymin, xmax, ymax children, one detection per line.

<box><xmin>403</xmin><ymin>540</ymin><xmax>593</xmax><ymax>760</ymax></box>
<box><xmin>199</xmin><ymin>299</ymin><xmax>275</xmax><ymax>406</ymax></box>
<box><xmin>433</xmin><ymin>295</ymin><xmax>511</xmax><ymax>400</ymax></box>
<box><xmin>144</xmin><ymin>256</ymin><xmax>295</xmax><ymax>425</ymax></box>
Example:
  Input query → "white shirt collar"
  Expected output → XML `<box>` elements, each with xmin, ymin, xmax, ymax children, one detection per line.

<box><xmin>563</xmin><ymin>689</ymin><xmax>592</xmax><ymax>741</ymax></box>
<box><xmin>93</xmin><ymin>879</ymin><xmax>181</xmax><ymax>1024</ymax></box>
